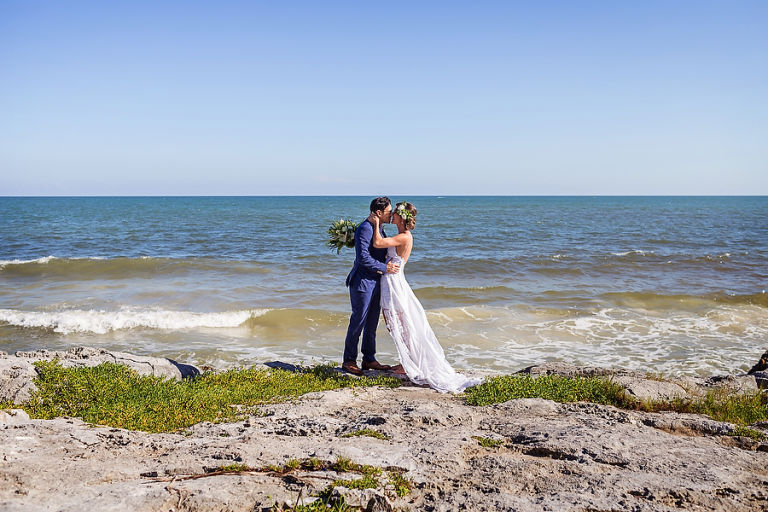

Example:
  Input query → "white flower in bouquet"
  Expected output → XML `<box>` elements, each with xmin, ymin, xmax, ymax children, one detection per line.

<box><xmin>327</xmin><ymin>219</ymin><xmax>359</xmax><ymax>254</ymax></box>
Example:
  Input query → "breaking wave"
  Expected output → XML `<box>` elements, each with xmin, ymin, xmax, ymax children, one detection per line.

<box><xmin>0</xmin><ymin>308</ymin><xmax>269</xmax><ymax>334</ymax></box>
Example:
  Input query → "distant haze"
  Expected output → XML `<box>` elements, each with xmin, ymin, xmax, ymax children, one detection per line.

<box><xmin>1</xmin><ymin>1</ymin><xmax>766</xmax><ymax>196</ymax></box>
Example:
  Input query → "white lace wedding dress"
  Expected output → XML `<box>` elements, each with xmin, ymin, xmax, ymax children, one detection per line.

<box><xmin>380</xmin><ymin>247</ymin><xmax>483</xmax><ymax>393</ymax></box>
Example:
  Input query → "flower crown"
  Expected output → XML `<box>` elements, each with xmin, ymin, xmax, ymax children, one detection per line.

<box><xmin>395</xmin><ymin>202</ymin><xmax>414</xmax><ymax>221</ymax></box>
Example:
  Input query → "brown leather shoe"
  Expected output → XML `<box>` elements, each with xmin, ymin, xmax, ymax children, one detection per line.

<box><xmin>342</xmin><ymin>360</ymin><xmax>364</xmax><ymax>376</ymax></box>
<box><xmin>362</xmin><ymin>360</ymin><xmax>392</xmax><ymax>371</ymax></box>
<box><xmin>390</xmin><ymin>364</ymin><xmax>406</xmax><ymax>375</ymax></box>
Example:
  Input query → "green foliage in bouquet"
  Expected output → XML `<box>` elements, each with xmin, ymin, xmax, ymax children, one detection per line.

<box><xmin>327</xmin><ymin>219</ymin><xmax>359</xmax><ymax>254</ymax></box>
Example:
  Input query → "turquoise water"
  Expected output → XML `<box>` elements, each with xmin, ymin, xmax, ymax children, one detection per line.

<box><xmin>1</xmin><ymin>196</ymin><xmax>766</xmax><ymax>375</ymax></box>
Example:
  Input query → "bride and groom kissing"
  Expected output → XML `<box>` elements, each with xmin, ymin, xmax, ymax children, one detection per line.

<box><xmin>342</xmin><ymin>197</ymin><xmax>481</xmax><ymax>393</ymax></box>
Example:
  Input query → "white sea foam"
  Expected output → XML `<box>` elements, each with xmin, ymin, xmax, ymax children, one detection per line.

<box><xmin>1</xmin><ymin>304</ymin><xmax>766</xmax><ymax>377</ymax></box>
<box><xmin>0</xmin><ymin>308</ymin><xmax>269</xmax><ymax>334</ymax></box>
<box><xmin>0</xmin><ymin>256</ymin><xmax>56</xmax><ymax>268</ymax></box>
<box><xmin>422</xmin><ymin>304</ymin><xmax>768</xmax><ymax>376</ymax></box>
<box><xmin>0</xmin><ymin>255</ymin><xmax>111</xmax><ymax>270</ymax></box>
<box><xmin>611</xmin><ymin>250</ymin><xmax>654</xmax><ymax>257</ymax></box>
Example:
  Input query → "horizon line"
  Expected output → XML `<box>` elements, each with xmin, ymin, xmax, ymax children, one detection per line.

<box><xmin>1</xmin><ymin>194</ymin><xmax>767</xmax><ymax>198</ymax></box>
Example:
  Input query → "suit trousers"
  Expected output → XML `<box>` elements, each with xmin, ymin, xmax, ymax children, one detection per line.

<box><xmin>343</xmin><ymin>272</ymin><xmax>381</xmax><ymax>363</ymax></box>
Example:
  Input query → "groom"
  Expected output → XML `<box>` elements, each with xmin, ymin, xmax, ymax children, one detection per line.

<box><xmin>342</xmin><ymin>196</ymin><xmax>400</xmax><ymax>376</ymax></box>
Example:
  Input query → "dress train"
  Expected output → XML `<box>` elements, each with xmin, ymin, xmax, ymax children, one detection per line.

<box><xmin>380</xmin><ymin>247</ymin><xmax>483</xmax><ymax>393</ymax></box>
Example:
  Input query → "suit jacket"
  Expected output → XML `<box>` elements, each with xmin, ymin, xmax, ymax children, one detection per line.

<box><xmin>346</xmin><ymin>219</ymin><xmax>388</xmax><ymax>286</ymax></box>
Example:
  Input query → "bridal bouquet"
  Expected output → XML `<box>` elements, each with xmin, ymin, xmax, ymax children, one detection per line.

<box><xmin>327</xmin><ymin>219</ymin><xmax>359</xmax><ymax>254</ymax></box>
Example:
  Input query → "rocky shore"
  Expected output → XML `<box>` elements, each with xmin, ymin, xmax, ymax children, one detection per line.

<box><xmin>2</xmin><ymin>347</ymin><xmax>768</xmax><ymax>511</ymax></box>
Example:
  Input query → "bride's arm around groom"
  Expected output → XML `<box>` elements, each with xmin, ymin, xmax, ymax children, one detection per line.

<box><xmin>345</xmin><ymin>219</ymin><xmax>399</xmax><ymax>286</ymax></box>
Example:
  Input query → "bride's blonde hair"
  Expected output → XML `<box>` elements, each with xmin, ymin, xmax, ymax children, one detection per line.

<box><xmin>396</xmin><ymin>202</ymin><xmax>417</xmax><ymax>230</ymax></box>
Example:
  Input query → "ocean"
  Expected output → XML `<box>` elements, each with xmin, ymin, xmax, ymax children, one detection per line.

<box><xmin>1</xmin><ymin>196</ymin><xmax>766</xmax><ymax>376</ymax></box>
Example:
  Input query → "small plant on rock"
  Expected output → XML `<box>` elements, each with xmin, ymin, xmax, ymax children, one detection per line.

<box><xmin>727</xmin><ymin>425</ymin><xmax>766</xmax><ymax>441</ymax></box>
<box><xmin>388</xmin><ymin>471</ymin><xmax>413</xmax><ymax>497</ymax></box>
<box><xmin>472</xmin><ymin>435</ymin><xmax>503</xmax><ymax>448</ymax></box>
<box><xmin>217</xmin><ymin>463</ymin><xmax>252</xmax><ymax>473</ymax></box>
<box><xmin>333</xmin><ymin>474</ymin><xmax>379</xmax><ymax>490</ymax></box>
<box><xmin>340</xmin><ymin>428</ymin><xmax>390</xmax><ymax>440</ymax></box>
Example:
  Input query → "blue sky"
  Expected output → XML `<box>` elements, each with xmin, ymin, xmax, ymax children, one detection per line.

<box><xmin>1</xmin><ymin>1</ymin><xmax>766</xmax><ymax>195</ymax></box>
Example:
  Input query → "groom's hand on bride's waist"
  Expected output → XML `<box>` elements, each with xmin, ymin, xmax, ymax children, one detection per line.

<box><xmin>386</xmin><ymin>261</ymin><xmax>400</xmax><ymax>274</ymax></box>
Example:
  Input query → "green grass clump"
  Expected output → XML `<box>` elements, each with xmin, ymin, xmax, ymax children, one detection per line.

<box><xmin>248</xmin><ymin>456</ymin><xmax>383</xmax><ymax>478</ymax></box>
<box><xmin>311</xmin><ymin>488</ymin><xmax>354</xmax><ymax>512</ymax></box>
<box><xmin>661</xmin><ymin>388</ymin><xmax>768</xmax><ymax>427</ymax></box>
<box><xmin>269</xmin><ymin>456</ymin><xmax>400</xmax><ymax>511</ymax></box>
<box><xmin>285</xmin><ymin>458</ymin><xmax>302</xmax><ymax>470</ymax></box>
<box><xmin>137</xmin><ymin>454</ymin><xmax>408</xmax><ymax>509</ymax></box>
<box><xmin>340</xmin><ymin>428</ymin><xmax>390</xmax><ymax>440</ymax></box>
<box><xmin>217</xmin><ymin>463</ymin><xmax>253</xmax><ymax>473</ymax></box>
<box><xmin>727</xmin><ymin>425</ymin><xmax>766</xmax><ymax>441</ymax></box>
<box><xmin>13</xmin><ymin>360</ymin><xmax>400</xmax><ymax>433</ymax></box>
<box><xmin>464</xmin><ymin>373</ymin><xmax>768</xmax><ymax>430</ymax></box>
<box><xmin>274</xmin><ymin>494</ymin><xmax>352</xmax><ymax>512</ymax></box>
<box><xmin>327</xmin><ymin>455</ymin><xmax>382</xmax><ymax>490</ymax></box>
<box><xmin>330</xmin><ymin>456</ymin><xmax>381</xmax><ymax>476</ymax></box>
<box><xmin>331</xmin><ymin>455</ymin><xmax>354</xmax><ymax>473</ymax></box>
<box><xmin>464</xmin><ymin>374</ymin><xmax>634</xmax><ymax>408</ymax></box>
<box><xmin>332</xmin><ymin>474</ymin><xmax>379</xmax><ymax>490</ymax></box>
<box><xmin>388</xmin><ymin>471</ymin><xmax>413</xmax><ymax>497</ymax></box>
<box><xmin>472</xmin><ymin>435</ymin><xmax>503</xmax><ymax>448</ymax></box>
<box><xmin>305</xmin><ymin>457</ymin><xmax>323</xmax><ymax>470</ymax></box>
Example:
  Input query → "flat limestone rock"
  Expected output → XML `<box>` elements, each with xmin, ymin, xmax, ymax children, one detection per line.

<box><xmin>515</xmin><ymin>363</ymin><xmax>763</xmax><ymax>398</ymax></box>
<box><xmin>0</xmin><ymin>408</ymin><xmax>30</xmax><ymax>424</ymax></box>
<box><xmin>0</xmin><ymin>360</ymin><xmax>38</xmax><ymax>405</ymax></box>
<box><xmin>493</xmin><ymin>397</ymin><xmax>560</xmax><ymax>416</ymax></box>
<box><xmin>1</xmin><ymin>385</ymin><xmax>767</xmax><ymax>512</ymax></box>
<box><xmin>0</xmin><ymin>346</ymin><xmax>201</xmax><ymax>405</ymax></box>
<box><xmin>703</xmin><ymin>374</ymin><xmax>760</xmax><ymax>393</ymax></box>
<box><xmin>1</xmin><ymin>349</ymin><xmax>767</xmax><ymax>511</ymax></box>
<box><xmin>13</xmin><ymin>346</ymin><xmax>201</xmax><ymax>379</ymax></box>
<box><xmin>613</xmin><ymin>375</ymin><xmax>688</xmax><ymax>401</ymax></box>
<box><xmin>517</xmin><ymin>361</ymin><xmax>645</xmax><ymax>379</ymax></box>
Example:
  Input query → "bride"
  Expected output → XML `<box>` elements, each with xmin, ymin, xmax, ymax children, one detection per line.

<box><xmin>369</xmin><ymin>202</ymin><xmax>483</xmax><ymax>393</ymax></box>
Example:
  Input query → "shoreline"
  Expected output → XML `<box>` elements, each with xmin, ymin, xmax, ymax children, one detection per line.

<box><xmin>1</xmin><ymin>347</ymin><xmax>767</xmax><ymax>511</ymax></box>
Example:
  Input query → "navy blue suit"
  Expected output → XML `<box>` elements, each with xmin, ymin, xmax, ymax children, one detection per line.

<box><xmin>343</xmin><ymin>219</ymin><xmax>388</xmax><ymax>363</ymax></box>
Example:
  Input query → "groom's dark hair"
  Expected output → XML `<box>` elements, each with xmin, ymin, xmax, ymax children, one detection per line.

<box><xmin>370</xmin><ymin>196</ymin><xmax>391</xmax><ymax>213</ymax></box>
